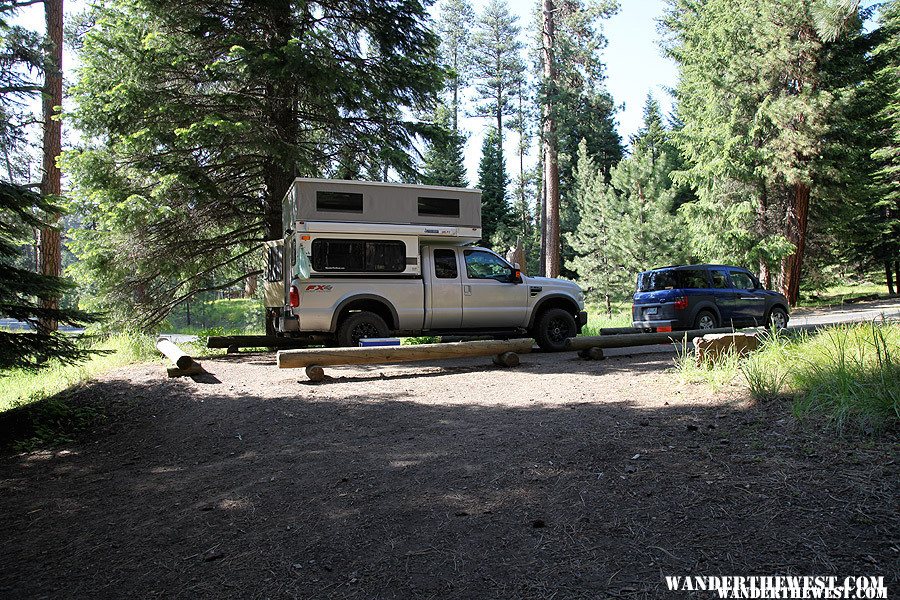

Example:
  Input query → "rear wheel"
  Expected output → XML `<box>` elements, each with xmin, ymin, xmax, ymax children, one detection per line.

<box><xmin>336</xmin><ymin>311</ymin><xmax>390</xmax><ymax>347</ymax></box>
<box><xmin>533</xmin><ymin>308</ymin><xmax>577</xmax><ymax>352</ymax></box>
<box><xmin>768</xmin><ymin>307</ymin><xmax>789</xmax><ymax>330</ymax></box>
<box><xmin>693</xmin><ymin>310</ymin><xmax>718</xmax><ymax>331</ymax></box>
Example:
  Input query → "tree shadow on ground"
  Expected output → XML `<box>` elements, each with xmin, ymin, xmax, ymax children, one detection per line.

<box><xmin>0</xmin><ymin>359</ymin><xmax>896</xmax><ymax>599</ymax></box>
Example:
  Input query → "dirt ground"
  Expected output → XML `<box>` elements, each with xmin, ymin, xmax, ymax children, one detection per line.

<box><xmin>1</xmin><ymin>351</ymin><xmax>897</xmax><ymax>599</ymax></box>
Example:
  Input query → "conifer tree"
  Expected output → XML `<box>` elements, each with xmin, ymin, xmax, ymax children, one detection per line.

<box><xmin>437</xmin><ymin>0</ymin><xmax>476</xmax><ymax>131</ymax></box>
<box><xmin>477</xmin><ymin>127</ymin><xmax>513</xmax><ymax>245</ymax></box>
<box><xmin>422</xmin><ymin>105</ymin><xmax>468</xmax><ymax>188</ymax></box>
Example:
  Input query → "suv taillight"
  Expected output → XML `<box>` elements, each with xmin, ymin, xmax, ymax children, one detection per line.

<box><xmin>673</xmin><ymin>296</ymin><xmax>688</xmax><ymax>310</ymax></box>
<box><xmin>289</xmin><ymin>285</ymin><xmax>300</xmax><ymax>308</ymax></box>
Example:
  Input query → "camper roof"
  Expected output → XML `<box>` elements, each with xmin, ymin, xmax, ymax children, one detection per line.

<box><xmin>282</xmin><ymin>178</ymin><xmax>483</xmax><ymax>234</ymax></box>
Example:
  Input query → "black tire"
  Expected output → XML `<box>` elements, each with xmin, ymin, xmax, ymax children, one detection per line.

<box><xmin>265</xmin><ymin>307</ymin><xmax>279</xmax><ymax>337</ymax></box>
<box><xmin>533</xmin><ymin>308</ymin><xmax>577</xmax><ymax>352</ymax></box>
<box><xmin>336</xmin><ymin>311</ymin><xmax>390</xmax><ymax>347</ymax></box>
<box><xmin>693</xmin><ymin>310</ymin><xmax>718</xmax><ymax>330</ymax></box>
<box><xmin>768</xmin><ymin>306</ymin><xmax>789</xmax><ymax>330</ymax></box>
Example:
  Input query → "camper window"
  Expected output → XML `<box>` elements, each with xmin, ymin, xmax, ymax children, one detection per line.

<box><xmin>316</xmin><ymin>191</ymin><xmax>363</xmax><ymax>213</ymax></box>
<box><xmin>311</xmin><ymin>239</ymin><xmax>405</xmax><ymax>273</ymax></box>
<box><xmin>265</xmin><ymin>246</ymin><xmax>283</xmax><ymax>282</ymax></box>
<box><xmin>418</xmin><ymin>196</ymin><xmax>460</xmax><ymax>218</ymax></box>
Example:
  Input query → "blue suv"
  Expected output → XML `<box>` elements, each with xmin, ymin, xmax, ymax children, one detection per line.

<box><xmin>631</xmin><ymin>265</ymin><xmax>790</xmax><ymax>331</ymax></box>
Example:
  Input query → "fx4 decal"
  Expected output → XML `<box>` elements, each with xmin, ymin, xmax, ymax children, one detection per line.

<box><xmin>305</xmin><ymin>284</ymin><xmax>334</xmax><ymax>292</ymax></box>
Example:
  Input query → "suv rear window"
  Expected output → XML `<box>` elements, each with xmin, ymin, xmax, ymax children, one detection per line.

<box><xmin>637</xmin><ymin>269</ymin><xmax>709</xmax><ymax>292</ymax></box>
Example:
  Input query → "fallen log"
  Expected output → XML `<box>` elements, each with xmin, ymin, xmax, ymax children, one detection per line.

<box><xmin>157</xmin><ymin>338</ymin><xmax>194</xmax><ymax>370</ymax></box>
<box><xmin>278</xmin><ymin>338</ymin><xmax>533</xmax><ymax>370</ymax></box>
<box><xmin>565</xmin><ymin>327</ymin><xmax>737</xmax><ymax>352</ymax></box>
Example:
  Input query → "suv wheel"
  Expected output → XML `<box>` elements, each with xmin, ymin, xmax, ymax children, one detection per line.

<box><xmin>693</xmin><ymin>310</ymin><xmax>718</xmax><ymax>331</ymax></box>
<box><xmin>534</xmin><ymin>308</ymin><xmax>577</xmax><ymax>352</ymax></box>
<box><xmin>337</xmin><ymin>311</ymin><xmax>390</xmax><ymax>347</ymax></box>
<box><xmin>768</xmin><ymin>307</ymin><xmax>789</xmax><ymax>330</ymax></box>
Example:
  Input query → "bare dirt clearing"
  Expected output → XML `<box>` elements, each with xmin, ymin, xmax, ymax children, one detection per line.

<box><xmin>1</xmin><ymin>352</ymin><xmax>897</xmax><ymax>599</ymax></box>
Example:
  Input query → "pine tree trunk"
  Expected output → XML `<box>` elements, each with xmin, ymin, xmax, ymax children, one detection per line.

<box><xmin>38</xmin><ymin>0</ymin><xmax>64</xmax><ymax>334</ymax></box>
<box><xmin>541</xmin><ymin>0</ymin><xmax>560</xmax><ymax>278</ymax></box>
<box><xmin>886</xmin><ymin>262</ymin><xmax>895</xmax><ymax>296</ymax></box>
<box><xmin>757</xmin><ymin>182</ymin><xmax>771</xmax><ymax>288</ymax></box>
<box><xmin>780</xmin><ymin>182</ymin><xmax>810</xmax><ymax>306</ymax></box>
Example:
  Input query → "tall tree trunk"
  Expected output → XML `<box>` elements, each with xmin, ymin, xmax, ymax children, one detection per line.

<box><xmin>780</xmin><ymin>182</ymin><xmax>810</xmax><ymax>306</ymax></box>
<box><xmin>541</xmin><ymin>0</ymin><xmax>560</xmax><ymax>278</ymax></box>
<box><xmin>886</xmin><ymin>262</ymin><xmax>895</xmax><ymax>296</ymax></box>
<box><xmin>38</xmin><ymin>0</ymin><xmax>64</xmax><ymax>334</ymax></box>
<box><xmin>757</xmin><ymin>181</ymin><xmax>771</xmax><ymax>288</ymax></box>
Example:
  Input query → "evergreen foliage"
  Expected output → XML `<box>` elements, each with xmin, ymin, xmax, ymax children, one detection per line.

<box><xmin>65</xmin><ymin>0</ymin><xmax>443</xmax><ymax>328</ymax></box>
<box><xmin>437</xmin><ymin>0</ymin><xmax>476</xmax><ymax>131</ymax></box>
<box><xmin>422</xmin><ymin>105</ymin><xmax>469</xmax><ymax>188</ymax></box>
<box><xmin>0</xmin><ymin>183</ymin><xmax>94</xmax><ymax>370</ymax></box>
<box><xmin>477</xmin><ymin>127</ymin><xmax>513</xmax><ymax>245</ymax></box>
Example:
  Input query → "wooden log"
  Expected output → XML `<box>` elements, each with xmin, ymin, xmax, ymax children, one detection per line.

<box><xmin>305</xmin><ymin>365</ymin><xmax>325</xmax><ymax>382</ymax></box>
<box><xmin>157</xmin><ymin>338</ymin><xmax>193</xmax><ymax>369</ymax></box>
<box><xmin>565</xmin><ymin>327</ymin><xmax>737</xmax><ymax>352</ymax></box>
<box><xmin>167</xmin><ymin>363</ymin><xmax>204</xmax><ymax>378</ymax></box>
<box><xmin>277</xmin><ymin>338</ymin><xmax>534</xmax><ymax>369</ymax></box>
<box><xmin>577</xmin><ymin>347</ymin><xmax>605</xmax><ymax>360</ymax></box>
<box><xmin>492</xmin><ymin>352</ymin><xmax>520</xmax><ymax>367</ymax></box>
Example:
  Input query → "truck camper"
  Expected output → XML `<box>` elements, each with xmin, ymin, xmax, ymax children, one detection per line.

<box><xmin>264</xmin><ymin>179</ymin><xmax>586</xmax><ymax>351</ymax></box>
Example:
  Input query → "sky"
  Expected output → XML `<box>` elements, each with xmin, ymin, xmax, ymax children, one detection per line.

<box><xmin>453</xmin><ymin>0</ymin><xmax>678</xmax><ymax>185</ymax></box>
<box><xmin>13</xmin><ymin>0</ymin><xmax>678</xmax><ymax>186</ymax></box>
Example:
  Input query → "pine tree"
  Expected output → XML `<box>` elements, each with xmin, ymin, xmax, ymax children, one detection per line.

<box><xmin>471</xmin><ymin>0</ymin><xmax>524</xmax><ymax>151</ymax></box>
<box><xmin>422</xmin><ymin>105</ymin><xmax>468</xmax><ymax>188</ymax></box>
<box><xmin>0</xmin><ymin>183</ymin><xmax>93</xmax><ymax>369</ymax></box>
<box><xmin>565</xmin><ymin>141</ymin><xmax>614</xmax><ymax>304</ymax></box>
<box><xmin>477</xmin><ymin>127</ymin><xmax>513</xmax><ymax>245</ymax></box>
<box><xmin>869</xmin><ymin>0</ymin><xmax>900</xmax><ymax>292</ymax></box>
<box><xmin>437</xmin><ymin>0</ymin><xmax>475</xmax><ymax>131</ymax></box>
<box><xmin>66</xmin><ymin>0</ymin><xmax>443</xmax><ymax>329</ymax></box>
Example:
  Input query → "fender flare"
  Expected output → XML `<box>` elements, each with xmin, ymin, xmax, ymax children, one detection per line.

<box><xmin>329</xmin><ymin>294</ymin><xmax>400</xmax><ymax>332</ymax></box>
<box><xmin>528</xmin><ymin>294</ymin><xmax>581</xmax><ymax>330</ymax></box>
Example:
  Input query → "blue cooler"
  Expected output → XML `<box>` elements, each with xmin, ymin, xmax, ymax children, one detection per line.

<box><xmin>358</xmin><ymin>338</ymin><xmax>402</xmax><ymax>347</ymax></box>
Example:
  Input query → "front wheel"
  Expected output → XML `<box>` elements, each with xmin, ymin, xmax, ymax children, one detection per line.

<box><xmin>336</xmin><ymin>311</ymin><xmax>390</xmax><ymax>347</ymax></box>
<box><xmin>768</xmin><ymin>307</ymin><xmax>789</xmax><ymax>330</ymax></box>
<box><xmin>533</xmin><ymin>308</ymin><xmax>577</xmax><ymax>352</ymax></box>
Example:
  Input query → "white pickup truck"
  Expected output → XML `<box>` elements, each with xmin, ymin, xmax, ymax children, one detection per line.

<box><xmin>265</xmin><ymin>179</ymin><xmax>588</xmax><ymax>351</ymax></box>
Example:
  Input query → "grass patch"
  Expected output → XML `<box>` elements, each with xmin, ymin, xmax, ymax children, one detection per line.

<box><xmin>581</xmin><ymin>302</ymin><xmax>632</xmax><ymax>336</ymax></box>
<box><xmin>162</xmin><ymin>298</ymin><xmax>265</xmax><ymax>335</ymax></box>
<box><xmin>680</xmin><ymin>323</ymin><xmax>899</xmax><ymax>433</ymax></box>
<box><xmin>0</xmin><ymin>332</ymin><xmax>160</xmax><ymax>449</ymax></box>
<box><xmin>797</xmin><ymin>282</ymin><xmax>889</xmax><ymax>309</ymax></box>
<box><xmin>672</xmin><ymin>337</ymin><xmax>743</xmax><ymax>391</ymax></box>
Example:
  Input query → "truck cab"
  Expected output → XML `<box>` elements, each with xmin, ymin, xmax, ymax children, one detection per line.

<box><xmin>265</xmin><ymin>179</ymin><xmax>587</xmax><ymax>350</ymax></box>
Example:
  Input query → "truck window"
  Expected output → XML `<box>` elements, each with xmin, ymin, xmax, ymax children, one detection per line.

<box><xmin>433</xmin><ymin>249</ymin><xmax>458</xmax><ymax>278</ymax></box>
<box><xmin>464</xmin><ymin>250</ymin><xmax>511</xmax><ymax>281</ymax></box>
<box><xmin>311</xmin><ymin>239</ymin><xmax>405</xmax><ymax>273</ymax></box>
<box><xmin>418</xmin><ymin>197</ymin><xmax>460</xmax><ymax>218</ymax></box>
<box><xmin>316</xmin><ymin>191</ymin><xmax>363</xmax><ymax>213</ymax></box>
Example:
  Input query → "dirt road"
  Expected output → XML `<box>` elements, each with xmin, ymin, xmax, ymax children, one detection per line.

<box><xmin>1</xmin><ymin>352</ymin><xmax>897</xmax><ymax>599</ymax></box>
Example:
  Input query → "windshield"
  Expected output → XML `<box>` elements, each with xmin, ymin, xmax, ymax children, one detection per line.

<box><xmin>637</xmin><ymin>269</ymin><xmax>709</xmax><ymax>292</ymax></box>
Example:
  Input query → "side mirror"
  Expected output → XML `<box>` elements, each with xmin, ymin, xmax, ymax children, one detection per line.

<box><xmin>510</xmin><ymin>268</ymin><xmax>523</xmax><ymax>284</ymax></box>
<box><xmin>513</xmin><ymin>262</ymin><xmax>521</xmax><ymax>270</ymax></box>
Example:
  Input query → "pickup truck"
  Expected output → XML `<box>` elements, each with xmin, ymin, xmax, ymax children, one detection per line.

<box><xmin>282</xmin><ymin>244</ymin><xmax>588</xmax><ymax>351</ymax></box>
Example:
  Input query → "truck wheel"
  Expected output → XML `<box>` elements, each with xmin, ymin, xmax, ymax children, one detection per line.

<box><xmin>337</xmin><ymin>311</ymin><xmax>390</xmax><ymax>347</ymax></box>
<box><xmin>534</xmin><ymin>308</ymin><xmax>577</xmax><ymax>352</ymax></box>
<box><xmin>768</xmin><ymin>307</ymin><xmax>789</xmax><ymax>330</ymax></box>
<box><xmin>693</xmin><ymin>310</ymin><xmax>717</xmax><ymax>330</ymax></box>
<box><xmin>265</xmin><ymin>307</ymin><xmax>279</xmax><ymax>338</ymax></box>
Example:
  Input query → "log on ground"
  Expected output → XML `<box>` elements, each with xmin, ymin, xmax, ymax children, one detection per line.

<box><xmin>277</xmin><ymin>339</ymin><xmax>534</xmax><ymax>369</ymax></box>
<box><xmin>565</xmin><ymin>327</ymin><xmax>737</xmax><ymax>352</ymax></box>
<box><xmin>157</xmin><ymin>338</ymin><xmax>194</xmax><ymax>369</ymax></box>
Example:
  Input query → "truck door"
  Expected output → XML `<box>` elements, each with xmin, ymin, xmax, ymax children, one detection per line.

<box><xmin>426</xmin><ymin>247</ymin><xmax>463</xmax><ymax>329</ymax></box>
<box><xmin>460</xmin><ymin>249</ymin><xmax>528</xmax><ymax>328</ymax></box>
